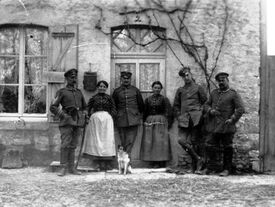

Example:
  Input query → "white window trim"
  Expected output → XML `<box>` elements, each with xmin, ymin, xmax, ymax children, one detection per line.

<box><xmin>111</xmin><ymin>58</ymin><xmax>166</xmax><ymax>95</ymax></box>
<box><xmin>0</xmin><ymin>26</ymin><xmax>48</xmax><ymax>118</ymax></box>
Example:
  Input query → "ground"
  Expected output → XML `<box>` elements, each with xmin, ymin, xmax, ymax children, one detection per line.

<box><xmin>0</xmin><ymin>168</ymin><xmax>275</xmax><ymax>207</ymax></box>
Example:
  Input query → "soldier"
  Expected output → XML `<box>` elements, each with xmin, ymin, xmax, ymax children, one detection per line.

<box><xmin>203</xmin><ymin>72</ymin><xmax>245</xmax><ymax>176</ymax></box>
<box><xmin>112</xmin><ymin>71</ymin><xmax>144</xmax><ymax>169</ymax></box>
<box><xmin>50</xmin><ymin>68</ymin><xmax>87</xmax><ymax>176</ymax></box>
<box><xmin>173</xmin><ymin>67</ymin><xmax>207</xmax><ymax>173</ymax></box>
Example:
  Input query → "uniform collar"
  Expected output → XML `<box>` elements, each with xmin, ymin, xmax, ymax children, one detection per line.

<box><xmin>66</xmin><ymin>84</ymin><xmax>77</xmax><ymax>91</ymax></box>
<box><xmin>184</xmin><ymin>81</ymin><xmax>195</xmax><ymax>88</ymax></box>
<box><xmin>121</xmin><ymin>84</ymin><xmax>131</xmax><ymax>89</ymax></box>
<box><xmin>218</xmin><ymin>88</ymin><xmax>230</xmax><ymax>93</ymax></box>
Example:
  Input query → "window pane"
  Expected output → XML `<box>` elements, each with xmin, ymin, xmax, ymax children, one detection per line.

<box><xmin>0</xmin><ymin>85</ymin><xmax>18</xmax><ymax>112</ymax></box>
<box><xmin>25</xmin><ymin>28</ymin><xmax>48</xmax><ymax>55</ymax></box>
<box><xmin>140</xmin><ymin>30</ymin><xmax>165</xmax><ymax>53</ymax></box>
<box><xmin>24</xmin><ymin>85</ymin><xmax>46</xmax><ymax>113</ymax></box>
<box><xmin>25</xmin><ymin>57</ymin><xmax>47</xmax><ymax>84</ymax></box>
<box><xmin>112</xmin><ymin>29</ymin><xmax>137</xmax><ymax>52</ymax></box>
<box><xmin>115</xmin><ymin>63</ymin><xmax>136</xmax><ymax>88</ymax></box>
<box><xmin>0</xmin><ymin>28</ymin><xmax>20</xmax><ymax>55</ymax></box>
<box><xmin>0</xmin><ymin>57</ymin><xmax>19</xmax><ymax>84</ymax></box>
<box><xmin>139</xmin><ymin>63</ymin><xmax>160</xmax><ymax>91</ymax></box>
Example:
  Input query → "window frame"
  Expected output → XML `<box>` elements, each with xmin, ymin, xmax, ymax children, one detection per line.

<box><xmin>0</xmin><ymin>24</ymin><xmax>48</xmax><ymax>118</ymax></box>
<box><xmin>111</xmin><ymin>24</ymin><xmax>167</xmax><ymax>96</ymax></box>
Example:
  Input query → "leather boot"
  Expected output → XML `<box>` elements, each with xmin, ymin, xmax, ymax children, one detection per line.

<box><xmin>68</xmin><ymin>149</ymin><xmax>81</xmax><ymax>175</ymax></box>
<box><xmin>219</xmin><ymin>169</ymin><xmax>229</xmax><ymax>176</ymax></box>
<box><xmin>58</xmin><ymin>148</ymin><xmax>69</xmax><ymax>176</ymax></box>
<box><xmin>205</xmin><ymin>145</ymin><xmax>220</xmax><ymax>172</ymax></box>
<box><xmin>58</xmin><ymin>165</ymin><xmax>67</xmax><ymax>176</ymax></box>
<box><xmin>220</xmin><ymin>146</ymin><xmax>233</xmax><ymax>176</ymax></box>
<box><xmin>180</xmin><ymin>143</ymin><xmax>204</xmax><ymax>172</ymax></box>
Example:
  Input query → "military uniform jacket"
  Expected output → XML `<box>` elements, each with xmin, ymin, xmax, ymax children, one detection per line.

<box><xmin>112</xmin><ymin>85</ymin><xmax>144</xmax><ymax>127</ymax></box>
<box><xmin>50</xmin><ymin>85</ymin><xmax>87</xmax><ymax>127</ymax></box>
<box><xmin>173</xmin><ymin>82</ymin><xmax>207</xmax><ymax>128</ymax></box>
<box><xmin>204</xmin><ymin>88</ymin><xmax>245</xmax><ymax>133</ymax></box>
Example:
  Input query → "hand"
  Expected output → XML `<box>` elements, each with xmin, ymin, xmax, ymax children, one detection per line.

<box><xmin>85</xmin><ymin>115</ymin><xmax>90</xmax><ymax>124</ymax></box>
<box><xmin>209</xmin><ymin>109</ymin><xmax>221</xmax><ymax>116</ymax></box>
<box><xmin>62</xmin><ymin>113</ymin><xmax>70</xmax><ymax>120</ymax></box>
<box><xmin>225</xmin><ymin>119</ymin><xmax>233</xmax><ymax>125</ymax></box>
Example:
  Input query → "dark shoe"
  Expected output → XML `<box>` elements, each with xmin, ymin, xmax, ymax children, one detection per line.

<box><xmin>198</xmin><ymin>168</ymin><xmax>214</xmax><ymax>175</ymax></box>
<box><xmin>93</xmin><ymin>164</ymin><xmax>101</xmax><ymax>172</ymax></box>
<box><xmin>58</xmin><ymin>167</ymin><xmax>67</xmax><ymax>177</ymax></box>
<box><xmin>176</xmin><ymin>170</ymin><xmax>186</xmax><ymax>175</ymax></box>
<box><xmin>166</xmin><ymin>167</ymin><xmax>179</xmax><ymax>174</ymax></box>
<box><xmin>196</xmin><ymin>158</ymin><xmax>204</xmax><ymax>172</ymax></box>
<box><xmin>68</xmin><ymin>167</ymin><xmax>81</xmax><ymax>175</ymax></box>
<box><xmin>219</xmin><ymin>170</ymin><xmax>230</xmax><ymax>177</ymax></box>
<box><xmin>105</xmin><ymin>164</ymin><xmax>113</xmax><ymax>171</ymax></box>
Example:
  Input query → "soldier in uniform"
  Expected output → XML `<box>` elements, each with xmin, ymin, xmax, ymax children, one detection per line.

<box><xmin>112</xmin><ymin>71</ymin><xmax>144</xmax><ymax>169</ymax></box>
<box><xmin>173</xmin><ymin>67</ymin><xmax>207</xmax><ymax>173</ymax></box>
<box><xmin>50</xmin><ymin>68</ymin><xmax>87</xmax><ymax>176</ymax></box>
<box><xmin>203</xmin><ymin>72</ymin><xmax>245</xmax><ymax>176</ymax></box>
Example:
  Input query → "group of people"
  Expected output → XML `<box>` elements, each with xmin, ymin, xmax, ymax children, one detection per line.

<box><xmin>50</xmin><ymin>66</ymin><xmax>245</xmax><ymax>177</ymax></box>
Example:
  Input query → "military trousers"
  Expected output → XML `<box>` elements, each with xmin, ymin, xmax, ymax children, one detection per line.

<box><xmin>59</xmin><ymin>125</ymin><xmax>81</xmax><ymax>166</ymax></box>
<box><xmin>118</xmin><ymin>125</ymin><xmax>138</xmax><ymax>159</ymax></box>
<box><xmin>205</xmin><ymin>132</ymin><xmax>234</xmax><ymax>172</ymax></box>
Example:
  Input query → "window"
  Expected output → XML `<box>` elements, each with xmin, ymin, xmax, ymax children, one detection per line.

<box><xmin>0</xmin><ymin>25</ymin><xmax>48</xmax><ymax>116</ymax></box>
<box><xmin>111</xmin><ymin>25</ymin><xmax>166</xmax><ymax>99</ymax></box>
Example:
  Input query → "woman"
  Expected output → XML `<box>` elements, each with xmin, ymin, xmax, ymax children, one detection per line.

<box><xmin>82</xmin><ymin>80</ymin><xmax>116</xmax><ymax>171</ymax></box>
<box><xmin>141</xmin><ymin>81</ymin><xmax>173</xmax><ymax>168</ymax></box>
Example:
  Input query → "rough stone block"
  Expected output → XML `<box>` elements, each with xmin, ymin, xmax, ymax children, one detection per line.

<box><xmin>2</xmin><ymin>148</ymin><xmax>24</xmax><ymax>169</ymax></box>
<box><xmin>252</xmin><ymin>160</ymin><xmax>260</xmax><ymax>172</ymax></box>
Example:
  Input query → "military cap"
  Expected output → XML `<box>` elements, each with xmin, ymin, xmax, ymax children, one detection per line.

<box><xmin>64</xmin><ymin>68</ymin><xmax>78</xmax><ymax>78</ymax></box>
<box><xmin>215</xmin><ymin>72</ymin><xmax>229</xmax><ymax>81</ymax></box>
<box><xmin>178</xmin><ymin>66</ymin><xmax>191</xmax><ymax>77</ymax></box>
<box><xmin>120</xmin><ymin>71</ymin><xmax>132</xmax><ymax>79</ymax></box>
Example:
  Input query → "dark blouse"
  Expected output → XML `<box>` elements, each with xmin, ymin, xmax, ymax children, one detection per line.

<box><xmin>87</xmin><ymin>93</ymin><xmax>116</xmax><ymax>118</ymax></box>
<box><xmin>143</xmin><ymin>94</ymin><xmax>173</xmax><ymax>127</ymax></box>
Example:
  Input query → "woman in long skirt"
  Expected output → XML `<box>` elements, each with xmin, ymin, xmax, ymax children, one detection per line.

<box><xmin>82</xmin><ymin>80</ymin><xmax>116</xmax><ymax>171</ymax></box>
<box><xmin>141</xmin><ymin>81</ymin><xmax>173</xmax><ymax>168</ymax></box>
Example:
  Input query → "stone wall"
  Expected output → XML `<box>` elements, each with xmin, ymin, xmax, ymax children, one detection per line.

<box><xmin>0</xmin><ymin>0</ymin><xmax>260</xmax><ymax>170</ymax></box>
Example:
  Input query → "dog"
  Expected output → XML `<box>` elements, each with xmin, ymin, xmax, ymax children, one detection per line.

<box><xmin>117</xmin><ymin>145</ymin><xmax>131</xmax><ymax>175</ymax></box>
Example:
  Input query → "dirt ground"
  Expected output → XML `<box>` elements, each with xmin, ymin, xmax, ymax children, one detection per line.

<box><xmin>0</xmin><ymin>167</ymin><xmax>275</xmax><ymax>207</ymax></box>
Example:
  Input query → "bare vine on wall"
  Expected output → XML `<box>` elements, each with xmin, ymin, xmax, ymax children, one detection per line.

<box><xmin>94</xmin><ymin>0</ymin><xmax>229</xmax><ymax>94</ymax></box>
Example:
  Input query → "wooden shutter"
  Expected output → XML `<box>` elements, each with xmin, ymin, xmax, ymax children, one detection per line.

<box><xmin>46</xmin><ymin>24</ymin><xmax>79</xmax><ymax>122</ymax></box>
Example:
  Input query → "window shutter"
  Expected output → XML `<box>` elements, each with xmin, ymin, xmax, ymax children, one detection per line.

<box><xmin>46</xmin><ymin>24</ymin><xmax>79</xmax><ymax>122</ymax></box>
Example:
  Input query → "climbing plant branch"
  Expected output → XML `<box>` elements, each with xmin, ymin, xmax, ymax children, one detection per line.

<box><xmin>94</xmin><ymin>0</ymin><xmax>229</xmax><ymax>94</ymax></box>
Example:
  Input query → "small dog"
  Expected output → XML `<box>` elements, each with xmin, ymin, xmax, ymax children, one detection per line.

<box><xmin>117</xmin><ymin>145</ymin><xmax>131</xmax><ymax>175</ymax></box>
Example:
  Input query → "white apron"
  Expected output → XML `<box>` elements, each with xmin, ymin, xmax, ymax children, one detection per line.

<box><xmin>82</xmin><ymin>111</ymin><xmax>116</xmax><ymax>157</ymax></box>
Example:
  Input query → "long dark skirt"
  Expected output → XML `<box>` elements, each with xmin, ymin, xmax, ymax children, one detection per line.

<box><xmin>141</xmin><ymin>115</ymin><xmax>171</xmax><ymax>161</ymax></box>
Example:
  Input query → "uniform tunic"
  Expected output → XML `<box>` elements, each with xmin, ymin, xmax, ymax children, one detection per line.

<box><xmin>141</xmin><ymin>94</ymin><xmax>173</xmax><ymax>161</ymax></box>
<box><xmin>173</xmin><ymin>82</ymin><xmax>207</xmax><ymax>128</ymax></box>
<box><xmin>112</xmin><ymin>85</ymin><xmax>144</xmax><ymax>127</ymax></box>
<box><xmin>82</xmin><ymin>93</ymin><xmax>116</xmax><ymax>157</ymax></box>
<box><xmin>204</xmin><ymin>88</ymin><xmax>245</xmax><ymax>134</ymax></box>
<box><xmin>50</xmin><ymin>85</ymin><xmax>86</xmax><ymax>149</ymax></box>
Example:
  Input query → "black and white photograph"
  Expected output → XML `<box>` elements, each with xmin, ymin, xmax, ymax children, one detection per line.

<box><xmin>0</xmin><ymin>0</ymin><xmax>275</xmax><ymax>206</ymax></box>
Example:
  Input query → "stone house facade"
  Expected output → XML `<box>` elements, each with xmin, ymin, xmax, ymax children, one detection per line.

<box><xmin>0</xmin><ymin>0</ymin><xmax>260</xmax><ymax>171</ymax></box>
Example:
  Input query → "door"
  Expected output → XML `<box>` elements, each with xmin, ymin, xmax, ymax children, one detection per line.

<box><xmin>111</xmin><ymin>58</ymin><xmax>166</xmax><ymax>162</ymax></box>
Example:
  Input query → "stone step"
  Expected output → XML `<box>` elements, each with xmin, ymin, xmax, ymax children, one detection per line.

<box><xmin>49</xmin><ymin>159</ymin><xmax>153</xmax><ymax>172</ymax></box>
